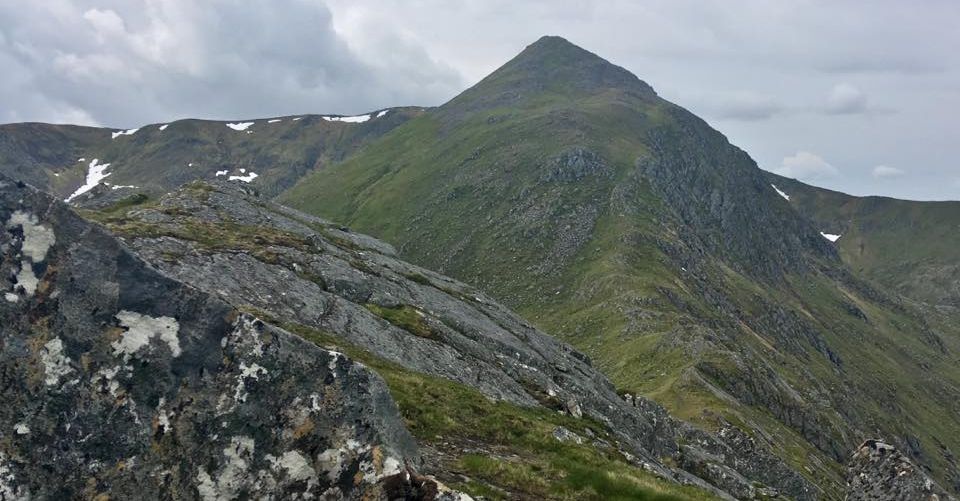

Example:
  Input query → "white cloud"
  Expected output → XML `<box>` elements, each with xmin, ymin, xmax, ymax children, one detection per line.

<box><xmin>872</xmin><ymin>165</ymin><xmax>905</xmax><ymax>178</ymax></box>
<box><xmin>825</xmin><ymin>83</ymin><xmax>867</xmax><ymax>114</ymax></box>
<box><xmin>773</xmin><ymin>151</ymin><xmax>839</xmax><ymax>180</ymax></box>
<box><xmin>697</xmin><ymin>92</ymin><xmax>785</xmax><ymax>121</ymax></box>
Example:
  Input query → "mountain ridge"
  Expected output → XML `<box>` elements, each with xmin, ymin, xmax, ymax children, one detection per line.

<box><xmin>280</xmin><ymin>36</ymin><xmax>960</xmax><ymax>496</ymax></box>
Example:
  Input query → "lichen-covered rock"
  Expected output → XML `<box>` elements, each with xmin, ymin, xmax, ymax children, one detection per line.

<box><xmin>0</xmin><ymin>177</ymin><xmax>419</xmax><ymax>499</ymax></box>
<box><xmin>846</xmin><ymin>440</ymin><xmax>952</xmax><ymax>501</ymax></box>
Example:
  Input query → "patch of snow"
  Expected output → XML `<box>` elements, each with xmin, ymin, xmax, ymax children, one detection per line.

<box><xmin>228</xmin><ymin>172</ymin><xmax>258</xmax><ymax>183</ymax></box>
<box><xmin>322</xmin><ymin>114</ymin><xmax>371</xmax><ymax>124</ymax></box>
<box><xmin>771</xmin><ymin>184</ymin><xmax>790</xmax><ymax>201</ymax></box>
<box><xmin>65</xmin><ymin>159</ymin><xmax>112</xmax><ymax>202</ymax></box>
<box><xmin>53</xmin><ymin>173</ymin><xmax>60</xmax><ymax>177</ymax></box>
<box><xmin>112</xmin><ymin>310</ymin><xmax>182</xmax><ymax>360</ymax></box>
<box><xmin>41</xmin><ymin>337</ymin><xmax>74</xmax><ymax>386</ymax></box>
<box><xmin>267</xmin><ymin>119</ymin><xmax>282</xmax><ymax>123</ymax></box>
<box><xmin>188</xmin><ymin>163</ymin><xmax>194</xmax><ymax>167</ymax></box>
<box><xmin>111</xmin><ymin>128</ymin><xmax>140</xmax><ymax>139</ymax></box>
<box><xmin>110</xmin><ymin>184</ymin><xmax>137</xmax><ymax>190</ymax></box>
<box><xmin>376</xmin><ymin>109</ymin><xmax>390</xmax><ymax>118</ymax></box>
<box><xmin>158</xmin><ymin>124</ymin><xmax>169</xmax><ymax>131</ymax></box>
<box><xmin>239</xmin><ymin>168</ymin><xmax>246</xmax><ymax>173</ymax></box>
<box><xmin>215</xmin><ymin>170</ymin><xmax>229</xmax><ymax>177</ymax></box>
<box><xmin>245</xmin><ymin>130</ymin><xmax>253</xmax><ymax>134</ymax></box>
<box><xmin>292</xmin><ymin>117</ymin><xmax>303</xmax><ymax>121</ymax></box>
<box><xmin>820</xmin><ymin>232</ymin><xmax>842</xmax><ymax>242</ymax></box>
<box><xmin>4</xmin><ymin>293</ymin><xmax>17</xmax><ymax>303</ymax></box>
<box><xmin>226</xmin><ymin>122</ymin><xmax>254</xmax><ymax>131</ymax></box>
<box><xmin>14</xmin><ymin>424</ymin><xmax>29</xmax><ymax>435</ymax></box>
<box><xmin>78</xmin><ymin>158</ymin><xmax>86</xmax><ymax>162</ymax></box>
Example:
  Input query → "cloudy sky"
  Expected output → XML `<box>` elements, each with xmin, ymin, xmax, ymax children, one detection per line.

<box><xmin>1</xmin><ymin>1</ymin><xmax>957</xmax><ymax>200</ymax></box>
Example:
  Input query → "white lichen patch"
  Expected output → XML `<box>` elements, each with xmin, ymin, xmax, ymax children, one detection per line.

<box><xmin>196</xmin><ymin>436</ymin><xmax>256</xmax><ymax>501</ymax></box>
<box><xmin>112</xmin><ymin>310</ymin><xmax>181</xmax><ymax>360</ymax></box>
<box><xmin>15</xmin><ymin>267</ymin><xmax>39</xmax><ymax>296</ymax></box>
<box><xmin>1</xmin><ymin>452</ymin><xmax>29</xmax><ymax>500</ymax></box>
<box><xmin>41</xmin><ymin>337</ymin><xmax>74</xmax><ymax>386</ymax></box>
<box><xmin>317</xmin><ymin>447</ymin><xmax>349</xmax><ymax>482</ymax></box>
<box><xmin>93</xmin><ymin>366</ymin><xmax>124</xmax><ymax>397</ymax></box>
<box><xmin>233</xmin><ymin>362</ymin><xmax>267</xmax><ymax>403</ymax></box>
<box><xmin>317</xmin><ymin>436</ymin><xmax>375</xmax><ymax>484</ymax></box>
<box><xmin>14</xmin><ymin>423</ymin><xmax>30</xmax><ymax>435</ymax></box>
<box><xmin>7</xmin><ymin>211</ymin><xmax>56</xmax><ymax>262</ymax></box>
<box><xmin>327</xmin><ymin>350</ymin><xmax>344</xmax><ymax>376</ymax></box>
<box><xmin>157</xmin><ymin>397</ymin><xmax>173</xmax><ymax>433</ymax></box>
<box><xmin>6</xmin><ymin>210</ymin><xmax>56</xmax><ymax>297</ymax></box>
<box><xmin>275</xmin><ymin>450</ymin><xmax>317</xmax><ymax>490</ymax></box>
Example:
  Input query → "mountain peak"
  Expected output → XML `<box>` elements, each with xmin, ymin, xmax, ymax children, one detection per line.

<box><xmin>441</xmin><ymin>35</ymin><xmax>656</xmax><ymax>115</ymax></box>
<box><xmin>501</xmin><ymin>35</ymin><xmax>657</xmax><ymax>95</ymax></box>
<box><xmin>521</xmin><ymin>35</ymin><xmax>590</xmax><ymax>56</ymax></box>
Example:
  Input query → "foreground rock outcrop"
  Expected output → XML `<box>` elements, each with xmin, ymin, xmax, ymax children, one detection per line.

<box><xmin>846</xmin><ymin>440</ymin><xmax>952</xmax><ymax>501</ymax></box>
<box><xmin>0</xmin><ymin>177</ymin><xmax>422</xmax><ymax>499</ymax></box>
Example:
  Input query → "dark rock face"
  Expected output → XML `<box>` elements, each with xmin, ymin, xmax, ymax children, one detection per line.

<box><xmin>846</xmin><ymin>440</ymin><xmax>952</xmax><ymax>500</ymax></box>
<box><xmin>0</xmin><ymin>177</ymin><xmax>418</xmax><ymax>499</ymax></box>
<box><xmin>640</xmin><ymin>106</ymin><xmax>839</xmax><ymax>280</ymax></box>
<box><xmin>541</xmin><ymin>147</ymin><xmax>612</xmax><ymax>183</ymax></box>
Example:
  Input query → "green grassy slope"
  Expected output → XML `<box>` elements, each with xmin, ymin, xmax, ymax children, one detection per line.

<box><xmin>282</xmin><ymin>36</ymin><xmax>960</xmax><ymax>495</ymax></box>
<box><xmin>765</xmin><ymin>172</ymin><xmax>960</xmax><ymax>310</ymax></box>
<box><xmin>0</xmin><ymin>108</ymin><xmax>424</xmax><ymax>200</ymax></box>
<box><xmin>288</xmin><ymin>321</ymin><xmax>719</xmax><ymax>501</ymax></box>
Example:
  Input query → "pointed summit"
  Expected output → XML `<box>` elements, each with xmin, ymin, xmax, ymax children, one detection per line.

<box><xmin>441</xmin><ymin>36</ymin><xmax>656</xmax><ymax>115</ymax></box>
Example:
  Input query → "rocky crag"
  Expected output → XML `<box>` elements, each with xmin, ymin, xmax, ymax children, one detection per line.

<box><xmin>845</xmin><ymin>440</ymin><xmax>953</xmax><ymax>500</ymax></box>
<box><xmin>0</xmin><ymin>175</ymin><xmax>469</xmax><ymax>500</ymax></box>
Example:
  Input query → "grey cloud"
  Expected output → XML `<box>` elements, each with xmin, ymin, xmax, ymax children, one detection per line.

<box><xmin>0</xmin><ymin>0</ymin><xmax>465</xmax><ymax>127</ymax></box>
<box><xmin>825</xmin><ymin>83</ymin><xmax>868</xmax><ymax>114</ymax></box>
<box><xmin>698</xmin><ymin>92</ymin><xmax>786</xmax><ymax>121</ymax></box>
